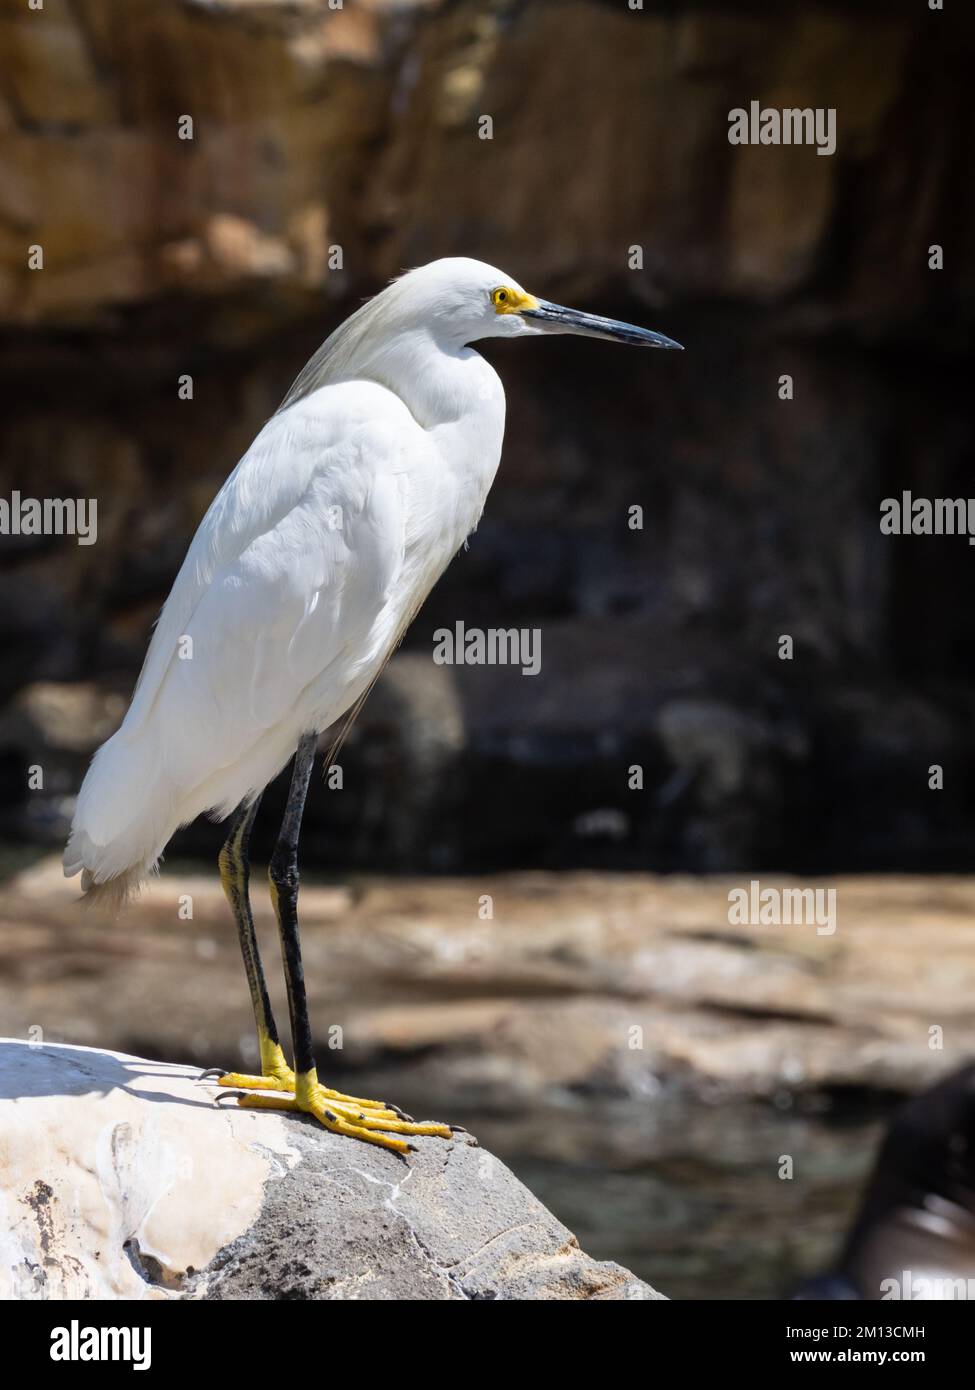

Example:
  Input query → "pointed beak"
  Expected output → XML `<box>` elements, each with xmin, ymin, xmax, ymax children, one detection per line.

<box><xmin>521</xmin><ymin>299</ymin><xmax>683</xmax><ymax>350</ymax></box>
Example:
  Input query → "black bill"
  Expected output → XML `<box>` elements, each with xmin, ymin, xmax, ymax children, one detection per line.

<box><xmin>522</xmin><ymin>299</ymin><xmax>683</xmax><ymax>350</ymax></box>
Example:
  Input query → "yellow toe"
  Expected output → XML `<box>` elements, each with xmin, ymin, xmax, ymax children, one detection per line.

<box><xmin>216</xmin><ymin>1070</ymin><xmax>296</xmax><ymax>1091</ymax></box>
<box><xmin>227</xmin><ymin>1073</ymin><xmax>454</xmax><ymax>1155</ymax></box>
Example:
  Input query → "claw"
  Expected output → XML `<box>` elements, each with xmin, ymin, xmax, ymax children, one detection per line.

<box><xmin>199</xmin><ymin>1067</ymin><xmax>228</xmax><ymax>1081</ymax></box>
<box><xmin>385</xmin><ymin>1104</ymin><xmax>415</xmax><ymax>1122</ymax></box>
<box><xmin>215</xmin><ymin>1089</ymin><xmax>247</xmax><ymax>1104</ymax></box>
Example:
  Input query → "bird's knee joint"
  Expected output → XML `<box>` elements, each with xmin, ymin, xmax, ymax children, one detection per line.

<box><xmin>268</xmin><ymin>855</ymin><xmax>299</xmax><ymax>896</ymax></box>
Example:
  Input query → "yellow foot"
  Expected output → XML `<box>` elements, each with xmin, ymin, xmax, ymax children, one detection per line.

<box><xmin>203</xmin><ymin>1067</ymin><xmax>417</xmax><ymax>1122</ymax></box>
<box><xmin>201</xmin><ymin>1038</ymin><xmax>297</xmax><ymax>1093</ymax></box>
<box><xmin>218</xmin><ymin>1069</ymin><xmax>456</xmax><ymax>1156</ymax></box>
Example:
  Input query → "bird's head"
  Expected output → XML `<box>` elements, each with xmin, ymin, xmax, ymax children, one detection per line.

<box><xmin>399</xmin><ymin>257</ymin><xmax>683</xmax><ymax>352</ymax></box>
<box><xmin>277</xmin><ymin>258</ymin><xmax>682</xmax><ymax>412</ymax></box>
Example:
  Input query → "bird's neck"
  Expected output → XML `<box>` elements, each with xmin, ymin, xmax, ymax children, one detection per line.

<box><xmin>365</xmin><ymin>328</ymin><xmax>503</xmax><ymax>434</ymax></box>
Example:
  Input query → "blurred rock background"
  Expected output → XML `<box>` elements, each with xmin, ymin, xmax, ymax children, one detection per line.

<box><xmin>0</xmin><ymin>0</ymin><xmax>972</xmax><ymax>874</ymax></box>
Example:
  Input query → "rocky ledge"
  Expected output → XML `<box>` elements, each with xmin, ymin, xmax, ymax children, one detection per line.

<box><xmin>0</xmin><ymin>1039</ymin><xmax>662</xmax><ymax>1301</ymax></box>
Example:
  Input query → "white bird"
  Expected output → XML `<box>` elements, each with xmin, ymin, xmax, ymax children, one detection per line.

<box><xmin>64</xmin><ymin>257</ymin><xmax>682</xmax><ymax>1152</ymax></box>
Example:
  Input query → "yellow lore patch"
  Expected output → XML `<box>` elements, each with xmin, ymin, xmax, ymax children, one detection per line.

<box><xmin>491</xmin><ymin>286</ymin><xmax>538</xmax><ymax>314</ymax></box>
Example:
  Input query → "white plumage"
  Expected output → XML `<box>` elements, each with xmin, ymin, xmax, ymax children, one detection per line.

<box><xmin>64</xmin><ymin>257</ymin><xmax>680</xmax><ymax>907</ymax></box>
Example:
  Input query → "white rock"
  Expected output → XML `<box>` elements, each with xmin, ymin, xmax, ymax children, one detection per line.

<box><xmin>1</xmin><ymin>1039</ymin><xmax>663</xmax><ymax>1301</ymax></box>
<box><xmin>1</xmin><ymin>1040</ymin><xmax>298</xmax><ymax>1299</ymax></box>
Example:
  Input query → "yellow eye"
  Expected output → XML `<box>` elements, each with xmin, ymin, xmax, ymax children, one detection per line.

<box><xmin>490</xmin><ymin>285</ymin><xmax>538</xmax><ymax>315</ymax></box>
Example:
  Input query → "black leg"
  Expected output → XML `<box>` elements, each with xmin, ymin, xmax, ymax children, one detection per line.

<box><xmin>269</xmin><ymin>733</ymin><xmax>318</xmax><ymax>1083</ymax></box>
<box><xmin>219</xmin><ymin>796</ymin><xmax>278</xmax><ymax>1046</ymax></box>
<box><xmin>216</xmin><ymin>794</ymin><xmax>291</xmax><ymax>1083</ymax></box>
<box><xmin>228</xmin><ymin>732</ymin><xmax>455</xmax><ymax>1149</ymax></box>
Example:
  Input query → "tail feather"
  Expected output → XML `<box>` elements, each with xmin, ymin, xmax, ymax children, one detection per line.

<box><xmin>76</xmin><ymin>861</ymin><xmax>156</xmax><ymax>916</ymax></box>
<box><xmin>64</xmin><ymin>703</ymin><xmax>306</xmax><ymax>915</ymax></box>
<box><xmin>63</xmin><ymin>729</ymin><xmax>171</xmax><ymax>915</ymax></box>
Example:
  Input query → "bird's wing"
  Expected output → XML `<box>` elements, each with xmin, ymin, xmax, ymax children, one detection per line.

<box><xmin>122</xmin><ymin>383</ymin><xmax>424</xmax><ymax>747</ymax></box>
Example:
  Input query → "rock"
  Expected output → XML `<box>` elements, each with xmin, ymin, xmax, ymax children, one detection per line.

<box><xmin>0</xmin><ymin>1</ymin><xmax>954</xmax><ymax>320</ymax></box>
<box><xmin>0</xmin><ymin>1039</ymin><xmax>662</xmax><ymax>1301</ymax></box>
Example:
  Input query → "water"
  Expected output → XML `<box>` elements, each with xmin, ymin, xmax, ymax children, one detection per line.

<box><xmin>392</xmin><ymin>1087</ymin><xmax>884</xmax><ymax>1300</ymax></box>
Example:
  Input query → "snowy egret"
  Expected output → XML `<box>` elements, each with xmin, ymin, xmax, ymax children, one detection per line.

<box><xmin>64</xmin><ymin>257</ymin><xmax>682</xmax><ymax>1152</ymax></box>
